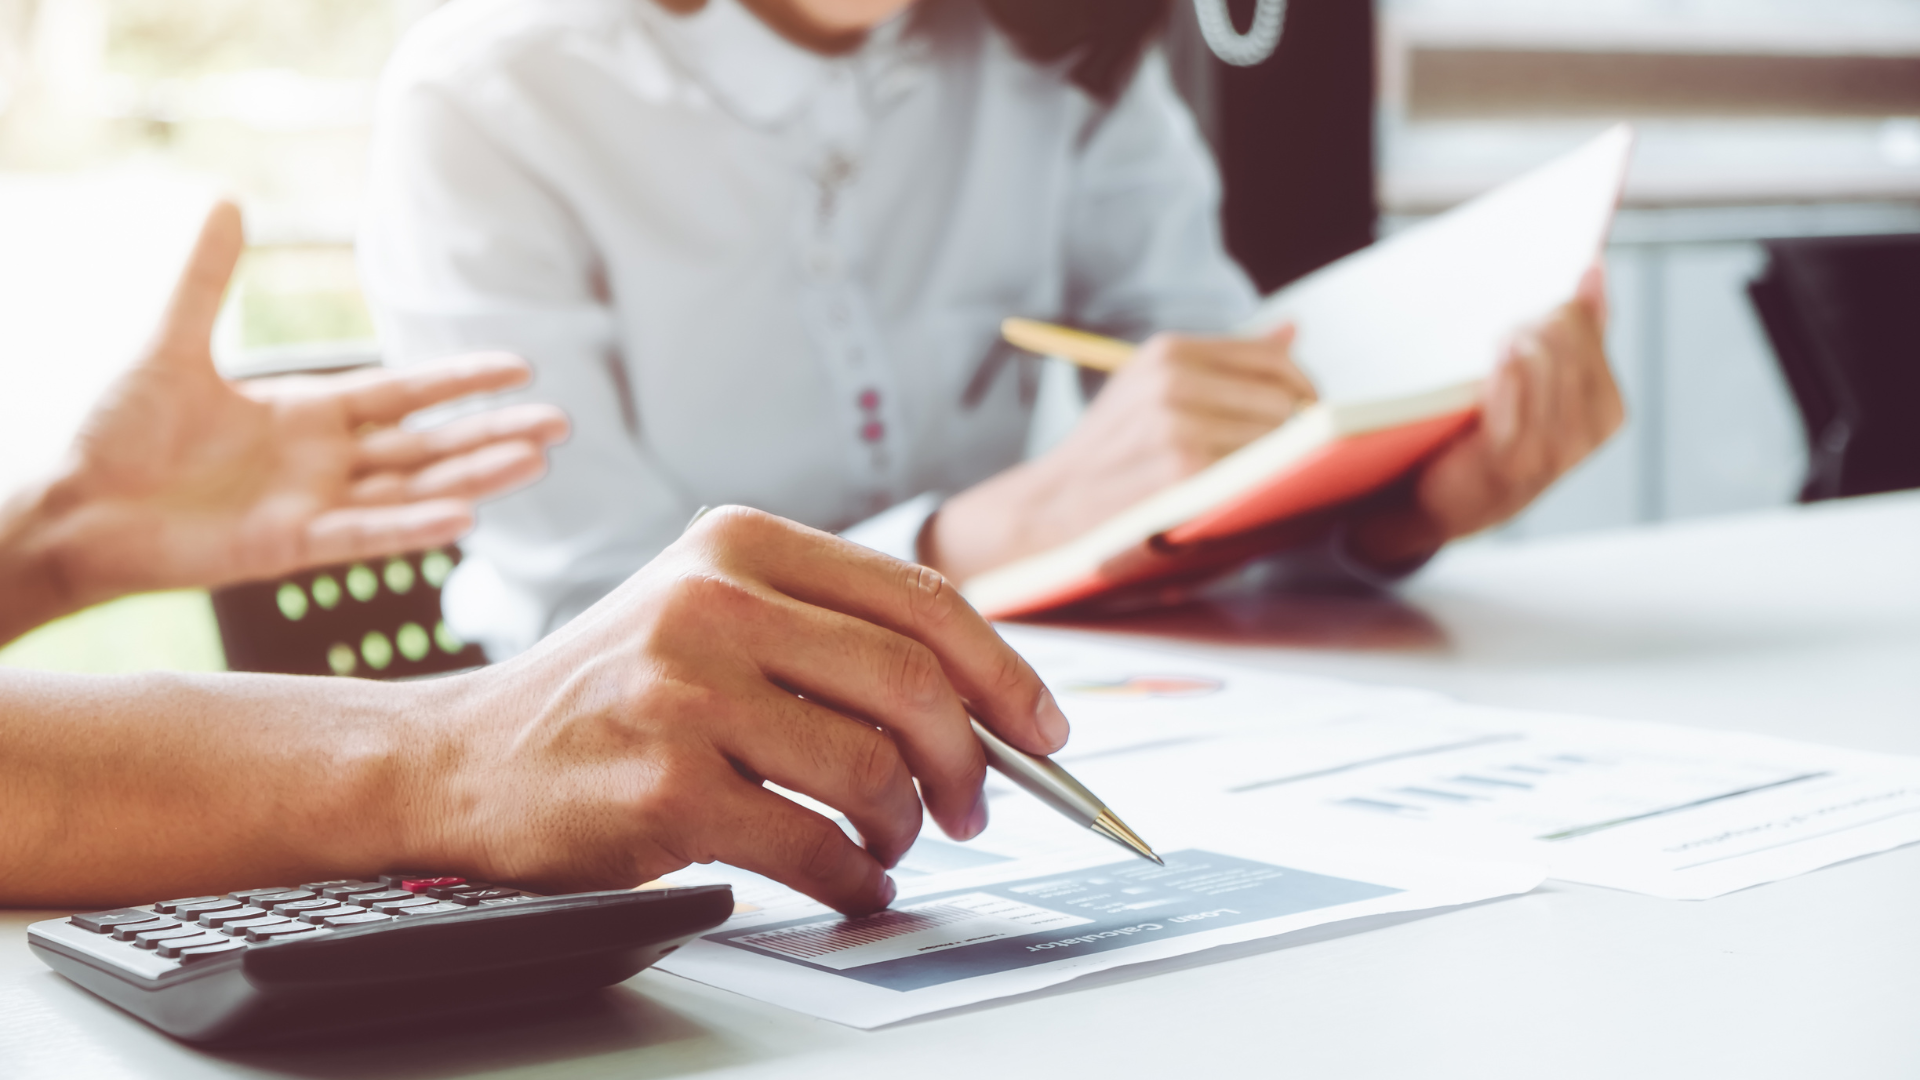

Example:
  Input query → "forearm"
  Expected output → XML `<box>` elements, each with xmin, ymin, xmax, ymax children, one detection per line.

<box><xmin>0</xmin><ymin>669</ymin><xmax>459</xmax><ymax>908</ymax></box>
<box><xmin>926</xmin><ymin>455</ymin><xmax>1091</xmax><ymax>582</ymax></box>
<box><xmin>0</xmin><ymin>479</ymin><xmax>80</xmax><ymax>646</ymax></box>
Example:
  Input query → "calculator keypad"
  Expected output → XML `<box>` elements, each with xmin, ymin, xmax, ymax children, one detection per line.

<box><xmin>59</xmin><ymin>877</ymin><xmax>529</xmax><ymax>974</ymax></box>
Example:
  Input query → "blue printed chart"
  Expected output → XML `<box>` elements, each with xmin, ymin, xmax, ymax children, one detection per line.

<box><xmin>660</xmin><ymin>848</ymin><xmax>1541</xmax><ymax>1027</ymax></box>
<box><xmin>715</xmin><ymin>852</ymin><xmax>1397</xmax><ymax>991</ymax></box>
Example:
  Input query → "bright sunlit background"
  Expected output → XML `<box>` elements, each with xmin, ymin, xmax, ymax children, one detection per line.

<box><xmin>0</xmin><ymin>0</ymin><xmax>416</xmax><ymax>498</ymax></box>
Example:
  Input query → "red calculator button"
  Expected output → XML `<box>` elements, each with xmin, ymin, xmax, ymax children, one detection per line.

<box><xmin>400</xmin><ymin>877</ymin><xmax>465</xmax><ymax>893</ymax></box>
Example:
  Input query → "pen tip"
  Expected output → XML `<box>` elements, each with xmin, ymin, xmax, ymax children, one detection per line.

<box><xmin>1092</xmin><ymin>810</ymin><xmax>1165</xmax><ymax>867</ymax></box>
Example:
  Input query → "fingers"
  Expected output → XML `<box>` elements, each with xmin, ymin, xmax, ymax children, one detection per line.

<box><xmin>1170</xmin><ymin>411</ymin><xmax>1287</xmax><ymax>462</ymax></box>
<box><xmin>694</xmin><ymin>508</ymin><xmax>1068</xmax><ymax>758</ymax></box>
<box><xmin>148</xmin><ymin>200</ymin><xmax>244</xmax><ymax>369</ymax></box>
<box><xmin>347</xmin><ymin>440</ymin><xmax>550</xmax><ymax>506</ymax></box>
<box><xmin>337</xmin><ymin>352</ymin><xmax>534</xmax><ymax>428</ymax></box>
<box><xmin>1482</xmin><ymin>353</ymin><xmax>1524</xmax><ymax>452</ymax></box>
<box><xmin>1552</xmin><ymin>300</ymin><xmax>1625</xmax><ymax>445</ymax></box>
<box><xmin>1107</xmin><ymin>328</ymin><xmax>1315</xmax><ymax>463</ymax></box>
<box><xmin>713</xmin><ymin>687</ymin><xmax>926</xmax><ymax>866</ymax></box>
<box><xmin>736</xmin><ymin>596</ymin><xmax>989</xmax><ymax>842</ymax></box>
<box><xmin>1161</xmin><ymin>361</ymin><xmax>1307</xmax><ymax>429</ymax></box>
<box><xmin>695</xmin><ymin>783</ymin><xmax>896</xmax><ymax>915</ymax></box>
<box><xmin>1142</xmin><ymin>328</ymin><xmax>1317</xmax><ymax>404</ymax></box>
<box><xmin>303</xmin><ymin>500</ymin><xmax>474</xmax><ymax>567</ymax></box>
<box><xmin>354</xmin><ymin>403</ymin><xmax>569</xmax><ymax>473</ymax></box>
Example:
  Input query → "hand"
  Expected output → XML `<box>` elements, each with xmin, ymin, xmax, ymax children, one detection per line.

<box><xmin>930</xmin><ymin>325</ymin><xmax>1312</xmax><ymax>581</ymax></box>
<box><xmin>1346</xmin><ymin>264</ymin><xmax>1623</xmax><ymax>569</ymax></box>
<box><xmin>24</xmin><ymin>201</ymin><xmax>570</xmax><ymax>614</ymax></box>
<box><xmin>414</xmin><ymin>507</ymin><xmax>1070</xmax><ymax>914</ymax></box>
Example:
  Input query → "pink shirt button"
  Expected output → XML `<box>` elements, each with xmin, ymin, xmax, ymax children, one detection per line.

<box><xmin>858</xmin><ymin>389</ymin><xmax>880</xmax><ymax>411</ymax></box>
<box><xmin>860</xmin><ymin>420</ymin><xmax>885</xmax><ymax>443</ymax></box>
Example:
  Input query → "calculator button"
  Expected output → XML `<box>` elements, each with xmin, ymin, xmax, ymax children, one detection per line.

<box><xmin>220</xmin><ymin>916</ymin><xmax>292</xmax><ymax>935</ymax></box>
<box><xmin>369</xmin><ymin>896</ymin><xmax>437</xmax><ymax>914</ymax></box>
<box><xmin>317</xmin><ymin>910</ymin><xmax>391</xmax><ymax>928</ymax></box>
<box><xmin>300</xmin><ymin>880</ymin><xmax>360</xmax><ymax>892</ymax></box>
<box><xmin>319</xmin><ymin>882</ymin><xmax>388</xmax><ymax>900</ymax></box>
<box><xmin>174</xmin><ymin>940</ymin><xmax>248</xmax><ymax>964</ymax></box>
<box><xmin>244</xmin><ymin>923</ymin><xmax>325</xmax><ymax>943</ymax></box>
<box><xmin>196</xmin><ymin>906</ymin><xmax>269</xmax><ymax>928</ymax></box>
<box><xmin>152</xmin><ymin>896</ymin><xmax>221</xmax><ymax>914</ymax></box>
<box><xmin>227</xmin><ymin>887</ymin><xmax>295</xmax><ymax>902</ymax></box>
<box><xmin>347</xmin><ymin>889</ymin><xmax>414</xmax><ymax>906</ymax></box>
<box><xmin>271</xmin><ymin>898</ymin><xmax>341</xmax><ymax>915</ymax></box>
<box><xmin>428</xmin><ymin>883</ymin><xmax>489</xmax><ymax>899</ymax></box>
<box><xmin>248</xmin><ymin>890</ymin><xmax>317</xmax><ymax>908</ymax></box>
<box><xmin>378</xmin><ymin>872</ymin><xmax>440</xmax><ymax>886</ymax></box>
<box><xmin>172</xmin><ymin>899</ymin><xmax>244</xmax><ymax>919</ymax></box>
<box><xmin>479</xmin><ymin>896</ymin><xmax>531</xmax><ymax>906</ymax></box>
<box><xmin>69</xmin><ymin>909</ymin><xmax>163</xmax><ymax>934</ymax></box>
<box><xmin>134</xmin><ymin>925</ymin><xmax>204</xmax><ymax>948</ymax></box>
<box><xmin>447</xmin><ymin>889</ymin><xmax>520</xmax><ymax>905</ymax></box>
<box><xmin>110</xmin><ymin>918</ymin><xmax>180</xmax><ymax>941</ymax></box>
<box><xmin>293</xmin><ymin>906</ymin><xmax>352</xmax><ymax>924</ymax></box>
<box><xmin>156</xmin><ymin>933</ymin><xmax>233</xmax><ymax>958</ymax></box>
<box><xmin>393</xmin><ymin>901</ymin><xmax>466</xmax><ymax>917</ymax></box>
<box><xmin>399</xmin><ymin>876</ymin><xmax>465</xmax><ymax>893</ymax></box>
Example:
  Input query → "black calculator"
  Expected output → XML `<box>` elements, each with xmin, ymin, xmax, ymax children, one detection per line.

<box><xmin>27</xmin><ymin>874</ymin><xmax>732</xmax><ymax>1045</ymax></box>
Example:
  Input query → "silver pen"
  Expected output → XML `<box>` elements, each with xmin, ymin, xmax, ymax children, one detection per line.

<box><xmin>969</xmin><ymin>718</ymin><xmax>1163</xmax><ymax>865</ymax></box>
<box><xmin>687</xmin><ymin>506</ymin><xmax>1164</xmax><ymax>866</ymax></box>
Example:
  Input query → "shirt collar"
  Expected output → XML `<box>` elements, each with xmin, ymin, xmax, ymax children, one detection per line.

<box><xmin>640</xmin><ymin>0</ymin><xmax>923</xmax><ymax>128</ymax></box>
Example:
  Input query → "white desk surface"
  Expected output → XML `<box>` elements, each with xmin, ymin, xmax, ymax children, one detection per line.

<box><xmin>5</xmin><ymin>491</ymin><xmax>1917</xmax><ymax>1079</ymax></box>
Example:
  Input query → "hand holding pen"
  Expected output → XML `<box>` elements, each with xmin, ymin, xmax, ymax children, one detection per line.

<box><xmin>685</xmin><ymin>506</ymin><xmax>1161</xmax><ymax>871</ymax></box>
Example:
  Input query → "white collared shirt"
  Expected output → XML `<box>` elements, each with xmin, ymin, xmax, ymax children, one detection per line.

<box><xmin>360</xmin><ymin>0</ymin><xmax>1258</xmax><ymax>657</ymax></box>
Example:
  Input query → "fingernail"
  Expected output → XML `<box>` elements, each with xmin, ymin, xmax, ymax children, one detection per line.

<box><xmin>1036</xmin><ymin>689</ymin><xmax>1069</xmax><ymax>752</ymax></box>
<box><xmin>962</xmin><ymin>791</ymin><xmax>989</xmax><ymax>840</ymax></box>
<box><xmin>878</xmin><ymin>874</ymin><xmax>898</xmax><ymax>908</ymax></box>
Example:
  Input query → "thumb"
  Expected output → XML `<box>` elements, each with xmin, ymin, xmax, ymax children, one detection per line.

<box><xmin>1576</xmin><ymin>260</ymin><xmax>1608</xmax><ymax>331</ymax></box>
<box><xmin>147</xmin><ymin>199</ymin><xmax>245</xmax><ymax>371</ymax></box>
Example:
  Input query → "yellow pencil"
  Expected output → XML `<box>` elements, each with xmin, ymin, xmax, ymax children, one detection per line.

<box><xmin>1000</xmin><ymin>317</ymin><xmax>1137</xmax><ymax>373</ymax></box>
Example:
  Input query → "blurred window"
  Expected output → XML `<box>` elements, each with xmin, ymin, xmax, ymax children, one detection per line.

<box><xmin>0</xmin><ymin>0</ymin><xmax>427</xmax><ymax>490</ymax></box>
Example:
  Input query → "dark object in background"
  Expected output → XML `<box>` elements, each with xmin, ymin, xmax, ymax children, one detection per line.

<box><xmin>211</xmin><ymin>547</ymin><xmax>485</xmax><ymax>678</ymax></box>
<box><xmin>1214</xmin><ymin>0</ymin><xmax>1378</xmax><ymax>292</ymax></box>
<box><xmin>1747</xmin><ymin>234</ymin><xmax>1920</xmax><ymax>502</ymax></box>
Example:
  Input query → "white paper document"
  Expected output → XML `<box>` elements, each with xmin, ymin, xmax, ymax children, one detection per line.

<box><xmin>1003</xmin><ymin>627</ymin><xmax>1920</xmax><ymax>901</ymax></box>
<box><xmin>659</xmin><ymin>844</ymin><xmax>1540</xmax><ymax>1028</ymax></box>
<box><xmin>657</xmin><ymin>629</ymin><xmax>1919</xmax><ymax>1025</ymax></box>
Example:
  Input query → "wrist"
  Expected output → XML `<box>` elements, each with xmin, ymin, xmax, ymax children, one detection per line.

<box><xmin>928</xmin><ymin>454</ymin><xmax>1071</xmax><ymax>581</ymax></box>
<box><xmin>377</xmin><ymin>669</ymin><xmax>493</xmax><ymax>877</ymax></box>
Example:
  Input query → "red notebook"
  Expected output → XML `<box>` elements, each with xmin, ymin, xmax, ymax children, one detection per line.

<box><xmin>962</xmin><ymin>127</ymin><xmax>1635</xmax><ymax>620</ymax></box>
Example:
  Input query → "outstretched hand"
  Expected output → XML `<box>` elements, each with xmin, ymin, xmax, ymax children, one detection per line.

<box><xmin>34</xmin><ymin>201</ymin><xmax>569</xmax><ymax>613</ymax></box>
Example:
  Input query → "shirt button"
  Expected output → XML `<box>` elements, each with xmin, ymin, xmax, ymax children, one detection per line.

<box><xmin>858</xmin><ymin>389</ymin><xmax>879</xmax><ymax>411</ymax></box>
<box><xmin>861</xmin><ymin>420</ymin><xmax>885</xmax><ymax>443</ymax></box>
